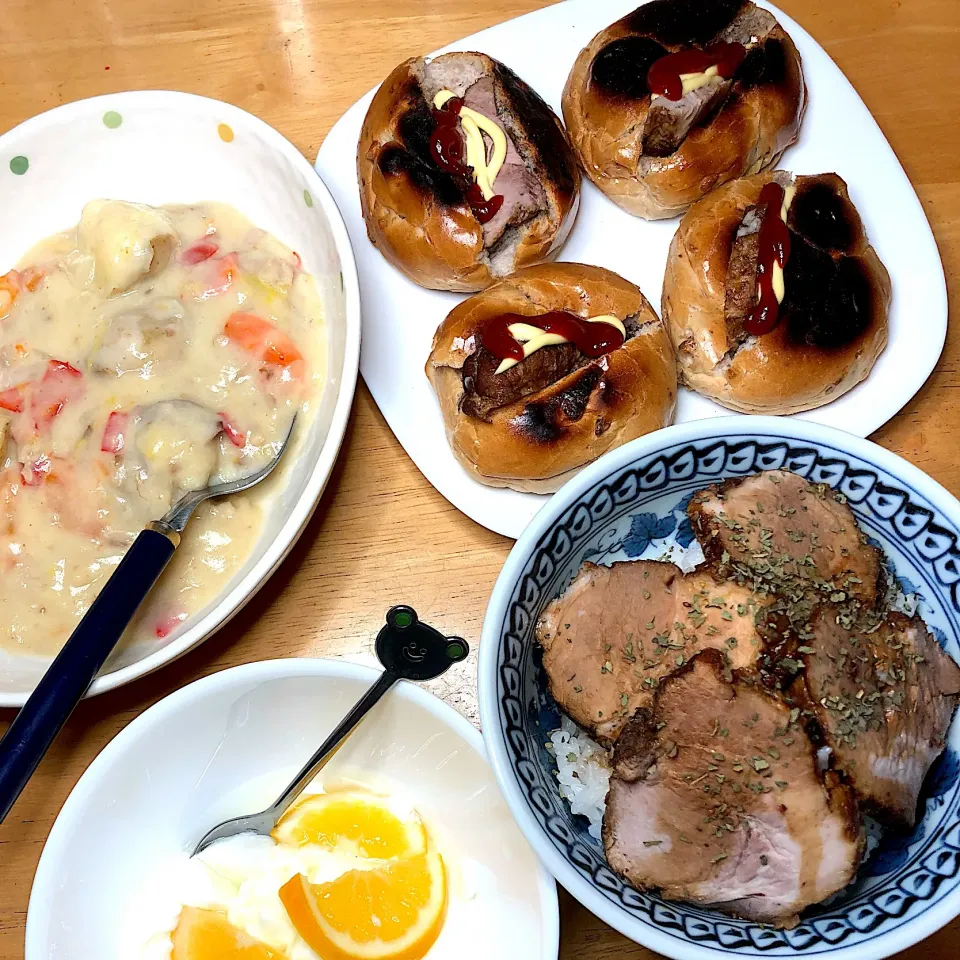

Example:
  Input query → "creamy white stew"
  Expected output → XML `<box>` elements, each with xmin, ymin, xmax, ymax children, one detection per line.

<box><xmin>0</xmin><ymin>200</ymin><xmax>325</xmax><ymax>660</ymax></box>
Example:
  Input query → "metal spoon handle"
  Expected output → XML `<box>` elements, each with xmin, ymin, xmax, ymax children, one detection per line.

<box><xmin>192</xmin><ymin>606</ymin><xmax>469</xmax><ymax>856</ymax></box>
<box><xmin>0</xmin><ymin>525</ymin><xmax>178</xmax><ymax>823</ymax></box>
<box><xmin>268</xmin><ymin>669</ymin><xmax>398</xmax><ymax>821</ymax></box>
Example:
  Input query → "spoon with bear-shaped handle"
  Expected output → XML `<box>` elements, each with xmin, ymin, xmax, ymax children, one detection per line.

<box><xmin>192</xmin><ymin>605</ymin><xmax>469</xmax><ymax>855</ymax></box>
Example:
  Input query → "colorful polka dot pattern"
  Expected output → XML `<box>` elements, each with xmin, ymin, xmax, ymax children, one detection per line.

<box><xmin>7</xmin><ymin>116</ymin><xmax>322</xmax><ymax>226</ymax></box>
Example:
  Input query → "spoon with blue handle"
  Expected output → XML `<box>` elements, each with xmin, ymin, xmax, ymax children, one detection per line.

<box><xmin>192</xmin><ymin>605</ymin><xmax>468</xmax><ymax>855</ymax></box>
<box><xmin>0</xmin><ymin>417</ymin><xmax>298</xmax><ymax>825</ymax></box>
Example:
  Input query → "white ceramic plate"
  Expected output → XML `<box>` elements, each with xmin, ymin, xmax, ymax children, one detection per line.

<box><xmin>26</xmin><ymin>659</ymin><xmax>559</xmax><ymax>960</ymax></box>
<box><xmin>315</xmin><ymin>0</ymin><xmax>946</xmax><ymax>540</ymax></box>
<box><xmin>0</xmin><ymin>91</ymin><xmax>361</xmax><ymax>704</ymax></box>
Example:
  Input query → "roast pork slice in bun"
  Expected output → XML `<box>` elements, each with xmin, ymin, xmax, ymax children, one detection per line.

<box><xmin>562</xmin><ymin>0</ymin><xmax>805</xmax><ymax>219</ymax></box>
<box><xmin>662</xmin><ymin>171</ymin><xmax>891</xmax><ymax>414</ymax></box>
<box><xmin>426</xmin><ymin>263</ymin><xmax>677</xmax><ymax>492</ymax></box>
<box><xmin>358</xmin><ymin>52</ymin><xmax>581</xmax><ymax>292</ymax></box>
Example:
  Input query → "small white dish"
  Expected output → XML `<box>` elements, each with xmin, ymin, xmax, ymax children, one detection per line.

<box><xmin>0</xmin><ymin>90</ymin><xmax>361</xmax><ymax>705</ymax></box>
<box><xmin>315</xmin><ymin>0</ymin><xmax>946</xmax><ymax>539</ymax></box>
<box><xmin>25</xmin><ymin>658</ymin><xmax>559</xmax><ymax>960</ymax></box>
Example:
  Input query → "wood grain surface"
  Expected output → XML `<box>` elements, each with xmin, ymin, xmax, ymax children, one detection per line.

<box><xmin>0</xmin><ymin>0</ymin><xmax>958</xmax><ymax>956</ymax></box>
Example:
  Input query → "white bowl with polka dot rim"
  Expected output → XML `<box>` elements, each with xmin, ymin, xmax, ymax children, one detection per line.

<box><xmin>0</xmin><ymin>90</ymin><xmax>361</xmax><ymax>705</ymax></box>
<box><xmin>478</xmin><ymin>416</ymin><xmax>960</xmax><ymax>959</ymax></box>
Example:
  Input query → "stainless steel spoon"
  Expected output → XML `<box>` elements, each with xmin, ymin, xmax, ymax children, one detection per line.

<box><xmin>0</xmin><ymin>417</ymin><xmax>297</xmax><ymax>824</ymax></box>
<box><xmin>192</xmin><ymin>605</ymin><xmax>468</xmax><ymax>855</ymax></box>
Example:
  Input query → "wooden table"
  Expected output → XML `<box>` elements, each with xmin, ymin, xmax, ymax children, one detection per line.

<box><xmin>0</xmin><ymin>0</ymin><xmax>958</xmax><ymax>955</ymax></box>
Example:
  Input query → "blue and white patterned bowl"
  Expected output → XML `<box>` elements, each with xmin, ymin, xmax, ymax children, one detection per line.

<box><xmin>478</xmin><ymin>417</ymin><xmax>960</xmax><ymax>959</ymax></box>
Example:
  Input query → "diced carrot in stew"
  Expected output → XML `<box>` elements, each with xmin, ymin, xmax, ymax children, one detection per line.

<box><xmin>218</xmin><ymin>413</ymin><xmax>246</xmax><ymax>448</ymax></box>
<box><xmin>181</xmin><ymin>241</ymin><xmax>220</xmax><ymax>265</ymax></box>
<box><xmin>0</xmin><ymin>271</ymin><xmax>19</xmax><ymax>317</ymax></box>
<box><xmin>224</xmin><ymin>311</ymin><xmax>304</xmax><ymax>370</ymax></box>
<box><xmin>101</xmin><ymin>411</ymin><xmax>128</xmax><ymax>453</ymax></box>
<box><xmin>20</xmin><ymin>266</ymin><xmax>45</xmax><ymax>292</ymax></box>
<box><xmin>0</xmin><ymin>361</ymin><xmax>83</xmax><ymax>428</ymax></box>
<box><xmin>0</xmin><ymin>387</ymin><xmax>23</xmax><ymax>413</ymax></box>
<box><xmin>184</xmin><ymin>253</ymin><xmax>238</xmax><ymax>301</ymax></box>
<box><xmin>224</xmin><ymin>312</ymin><xmax>272</xmax><ymax>351</ymax></box>
<box><xmin>204</xmin><ymin>253</ymin><xmax>237</xmax><ymax>297</ymax></box>
<box><xmin>30</xmin><ymin>360</ymin><xmax>84</xmax><ymax>424</ymax></box>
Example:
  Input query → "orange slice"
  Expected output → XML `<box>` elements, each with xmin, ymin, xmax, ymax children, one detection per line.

<box><xmin>171</xmin><ymin>906</ymin><xmax>287</xmax><ymax>959</ymax></box>
<box><xmin>279</xmin><ymin>851</ymin><xmax>447</xmax><ymax>960</ymax></box>
<box><xmin>272</xmin><ymin>790</ymin><xmax>427</xmax><ymax>860</ymax></box>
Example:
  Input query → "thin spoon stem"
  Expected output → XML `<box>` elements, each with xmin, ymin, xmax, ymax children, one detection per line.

<box><xmin>269</xmin><ymin>670</ymin><xmax>398</xmax><ymax>820</ymax></box>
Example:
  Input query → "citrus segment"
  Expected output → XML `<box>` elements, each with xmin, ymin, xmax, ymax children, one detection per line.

<box><xmin>278</xmin><ymin>851</ymin><xmax>447</xmax><ymax>960</ymax></box>
<box><xmin>272</xmin><ymin>791</ymin><xmax>426</xmax><ymax>859</ymax></box>
<box><xmin>171</xmin><ymin>905</ymin><xmax>287</xmax><ymax>959</ymax></box>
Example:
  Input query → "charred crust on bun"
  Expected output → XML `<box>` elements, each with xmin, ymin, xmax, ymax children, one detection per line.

<box><xmin>359</xmin><ymin>53</ymin><xmax>581</xmax><ymax>292</ymax></box>
<box><xmin>662</xmin><ymin>171</ymin><xmax>891</xmax><ymax>414</ymax></box>
<box><xmin>788</xmin><ymin>177</ymin><xmax>859</xmax><ymax>254</ymax></box>
<box><xmin>781</xmin><ymin>236</ymin><xmax>877</xmax><ymax>351</ymax></box>
<box><xmin>623</xmin><ymin>0</ymin><xmax>744</xmax><ymax>44</ymax></box>
<box><xmin>737</xmin><ymin>36</ymin><xmax>789</xmax><ymax>90</ymax></box>
<box><xmin>513</xmin><ymin>365</ymin><xmax>606</xmax><ymax>445</ymax></box>
<box><xmin>377</xmin><ymin>145</ymin><xmax>462</xmax><ymax>208</ymax></box>
<box><xmin>590</xmin><ymin>37</ymin><xmax>668</xmax><ymax>101</ymax></box>
<box><xmin>562</xmin><ymin>0</ymin><xmax>806</xmax><ymax>219</ymax></box>
<box><xmin>374</xmin><ymin>83</ymin><xmax>466</xmax><ymax>207</ymax></box>
<box><xmin>425</xmin><ymin>262</ymin><xmax>677</xmax><ymax>492</ymax></box>
<box><xmin>492</xmin><ymin>63</ymin><xmax>579</xmax><ymax>201</ymax></box>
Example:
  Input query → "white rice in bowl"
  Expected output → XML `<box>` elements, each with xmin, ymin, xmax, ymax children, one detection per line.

<box><xmin>547</xmin><ymin>717</ymin><xmax>611</xmax><ymax>840</ymax></box>
<box><xmin>667</xmin><ymin>539</ymin><xmax>705</xmax><ymax>573</ymax></box>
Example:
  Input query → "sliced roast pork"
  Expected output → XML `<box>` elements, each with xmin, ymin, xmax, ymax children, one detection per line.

<box><xmin>641</xmin><ymin>78</ymin><xmax>734</xmax><ymax>157</ymax></box>
<box><xmin>461</xmin><ymin>342</ymin><xmax>579</xmax><ymax>421</ymax></box>
<box><xmin>688</xmin><ymin>470</ymin><xmax>883</xmax><ymax>604</ymax></box>
<box><xmin>603</xmin><ymin>649</ymin><xmax>863</xmax><ymax>925</ymax></box>
<box><xmin>720</xmin><ymin>171</ymin><xmax>793</xmax><ymax>342</ymax></box>
<box><xmin>536</xmin><ymin>560</ymin><xmax>763</xmax><ymax>743</ymax></box>
<box><xmin>689</xmin><ymin>468</ymin><xmax>960</xmax><ymax>827</ymax></box>
<box><xmin>637</xmin><ymin>1</ymin><xmax>778</xmax><ymax>158</ymax></box>
<box><xmin>723</xmin><ymin>224</ymin><xmax>761</xmax><ymax>342</ymax></box>
<box><xmin>461</xmin><ymin>76</ymin><xmax>545</xmax><ymax>247</ymax></box>
<box><xmin>800</xmin><ymin>608</ymin><xmax>960</xmax><ymax>827</ymax></box>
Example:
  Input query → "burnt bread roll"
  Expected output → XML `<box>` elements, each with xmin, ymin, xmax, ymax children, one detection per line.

<box><xmin>562</xmin><ymin>0</ymin><xmax>805</xmax><ymax>219</ymax></box>
<box><xmin>662</xmin><ymin>170</ymin><xmax>891</xmax><ymax>414</ymax></box>
<box><xmin>426</xmin><ymin>262</ymin><xmax>676</xmax><ymax>492</ymax></box>
<box><xmin>358</xmin><ymin>52</ymin><xmax>581</xmax><ymax>291</ymax></box>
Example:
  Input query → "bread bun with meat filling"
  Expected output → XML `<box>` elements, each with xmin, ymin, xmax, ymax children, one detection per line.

<box><xmin>662</xmin><ymin>170</ymin><xmax>890</xmax><ymax>414</ymax></box>
<box><xmin>358</xmin><ymin>52</ymin><xmax>581</xmax><ymax>292</ymax></box>
<box><xmin>562</xmin><ymin>0</ymin><xmax>805</xmax><ymax>219</ymax></box>
<box><xmin>425</xmin><ymin>262</ymin><xmax>676</xmax><ymax>492</ymax></box>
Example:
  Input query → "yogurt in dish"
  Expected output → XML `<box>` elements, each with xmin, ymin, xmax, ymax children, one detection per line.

<box><xmin>135</xmin><ymin>786</ymin><xmax>449</xmax><ymax>960</ymax></box>
<box><xmin>0</xmin><ymin>200</ymin><xmax>325</xmax><ymax>660</ymax></box>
